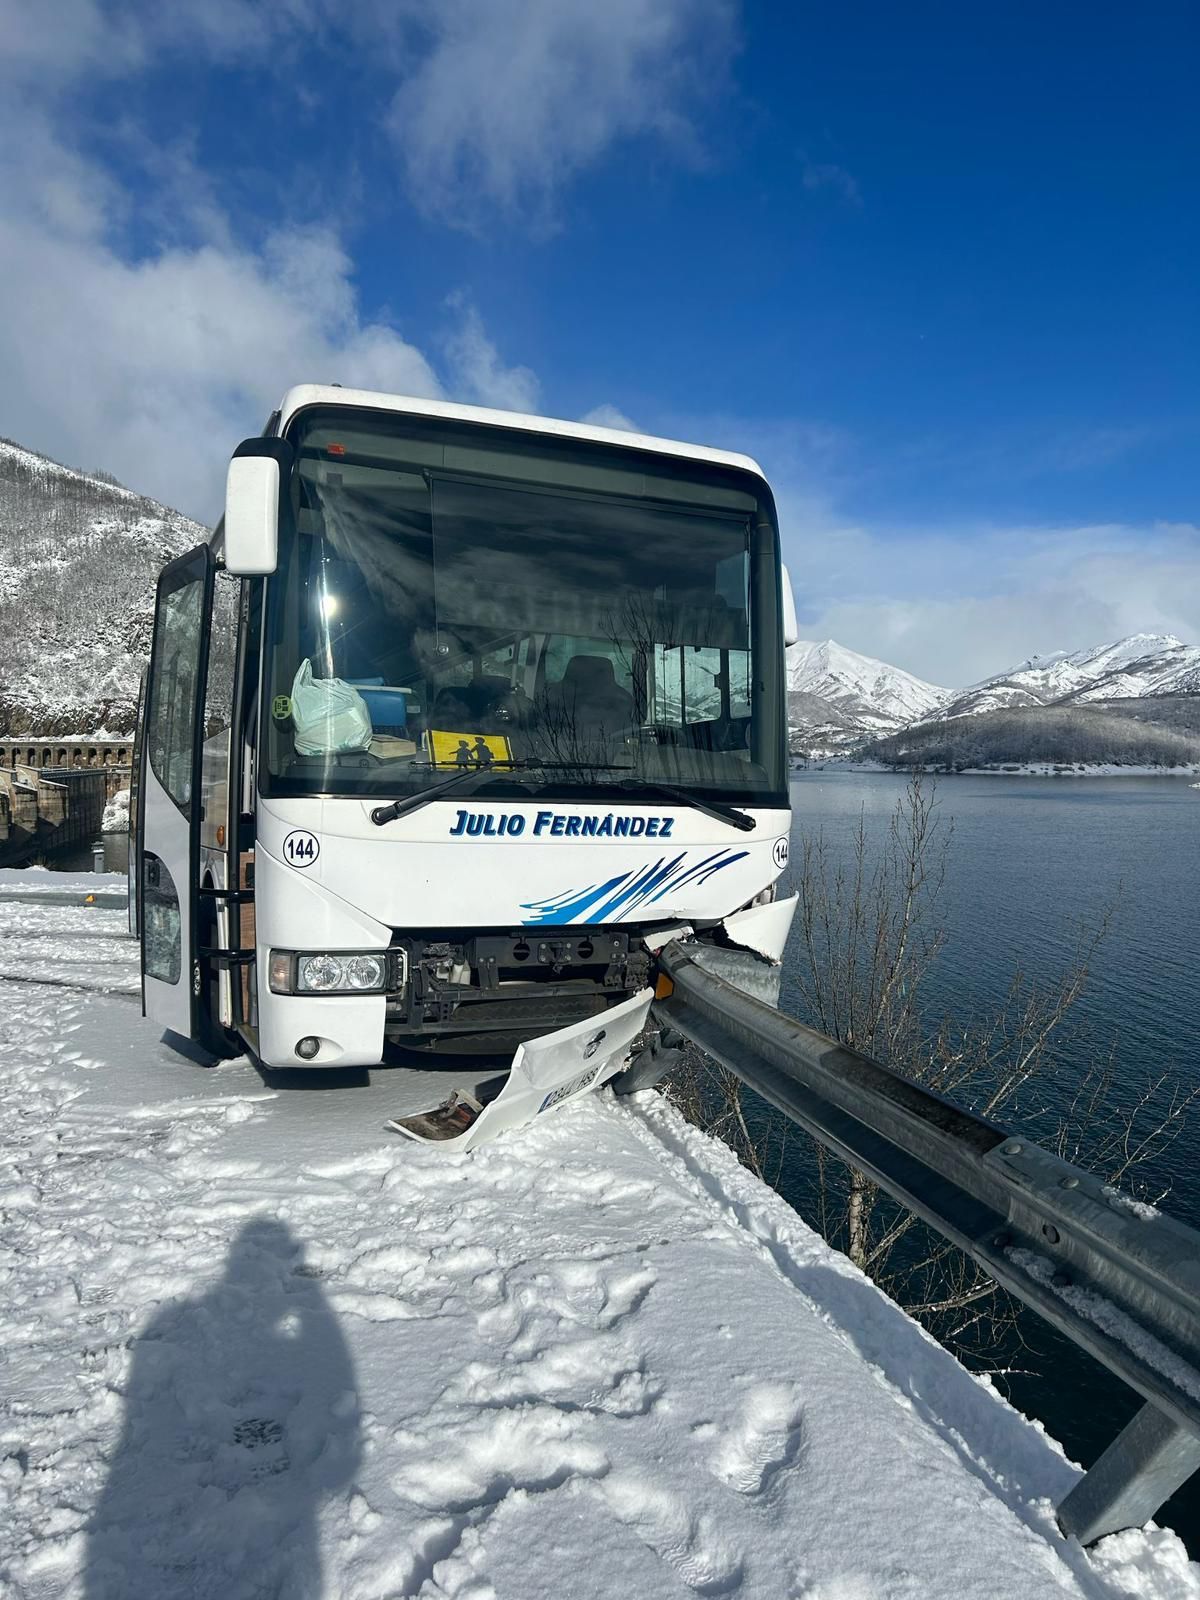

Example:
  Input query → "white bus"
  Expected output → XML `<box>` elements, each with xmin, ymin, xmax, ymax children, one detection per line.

<box><xmin>135</xmin><ymin>387</ymin><xmax>798</xmax><ymax>1148</ymax></box>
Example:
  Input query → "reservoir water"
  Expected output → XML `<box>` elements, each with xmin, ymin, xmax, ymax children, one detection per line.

<box><xmin>779</xmin><ymin>770</ymin><xmax>1200</xmax><ymax>1546</ymax></box>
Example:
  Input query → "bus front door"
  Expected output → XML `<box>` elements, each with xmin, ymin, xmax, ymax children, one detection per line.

<box><xmin>128</xmin><ymin>669</ymin><xmax>145</xmax><ymax>939</ymax></box>
<box><xmin>138</xmin><ymin>545</ymin><xmax>213</xmax><ymax>1040</ymax></box>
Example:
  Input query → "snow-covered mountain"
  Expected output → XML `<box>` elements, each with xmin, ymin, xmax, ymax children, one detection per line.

<box><xmin>937</xmin><ymin>634</ymin><xmax>1200</xmax><ymax>720</ymax></box>
<box><xmin>787</xmin><ymin>632</ymin><xmax>1200</xmax><ymax>758</ymax></box>
<box><xmin>0</xmin><ymin>438</ymin><xmax>204</xmax><ymax>736</ymax></box>
<box><xmin>786</xmin><ymin>639</ymin><xmax>949</xmax><ymax>753</ymax></box>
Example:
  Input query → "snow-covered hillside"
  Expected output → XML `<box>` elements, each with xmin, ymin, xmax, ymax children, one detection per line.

<box><xmin>939</xmin><ymin>634</ymin><xmax>1200</xmax><ymax>720</ymax></box>
<box><xmin>2</xmin><ymin>878</ymin><xmax>1196</xmax><ymax>1598</ymax></box>
<box><xmin>0</xmin><ymin>438</ymin><xmax>204</xmax><ymax>736</ymax></box>
<box><xmin>786</xmin><ymin>639</ymin><xmax>949</xmax><ymax>754</ymax></box>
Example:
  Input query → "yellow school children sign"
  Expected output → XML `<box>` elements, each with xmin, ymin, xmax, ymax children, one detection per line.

<box><xmin>427</xmin><ymin>730</ymin><xmax>513</xmax><ymax>770</ymax></box>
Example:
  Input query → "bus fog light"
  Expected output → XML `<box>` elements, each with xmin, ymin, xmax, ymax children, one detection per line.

<box><xmin>295</xmin><ymin>1036</ymin><xmax>320</xmax><ymax>1059</ymax></box>
<box><xmin>299</xmin><ymin>953</ymin><xmax>345</xmax><ymax>992</ymax></box>
<box><xmin>344</xmin><ymin>954</ymin><xmax>385</xmax><ymax>990</ymax></box>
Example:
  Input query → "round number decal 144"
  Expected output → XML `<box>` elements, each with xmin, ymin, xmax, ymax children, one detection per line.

<box><xmin>283</xmin><ymin>830</ymin><xmax>321</xmax><ymax>869</ymax></box>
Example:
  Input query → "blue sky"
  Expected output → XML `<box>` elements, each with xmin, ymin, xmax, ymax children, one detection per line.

<box><xmin>1</xmin><ymin>0</ymin><xmax>1197</xmax><ymax>683</ymax></box>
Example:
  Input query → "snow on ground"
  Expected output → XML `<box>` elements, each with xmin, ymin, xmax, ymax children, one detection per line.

<box><xmin>1</xmin><ymin>884</ymin><xmax>1197</xmax><ymax>1599</ymax></box>
<box><xmin>0</xmin><ymin>870</ymin><xmax>127</xmax><ymax>895</ymax></box>
<box><xmin>0</xmin><ymin>893</ymin><xmax>134</xmax><ymax>997</ymax></box>
<box><xmin>100</xmin><ymin>791</ymin><xmax>129</xmax><ymax>835</ymax></box>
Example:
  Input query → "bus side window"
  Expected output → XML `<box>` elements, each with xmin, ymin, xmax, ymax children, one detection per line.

<box><xmin>200</xmin><ymin>571</ymin><xmax>240</xmax><ymax>852</ymax></box>
<box><xmin>147</xmin><ymin>577</ymin><xmax>204</xmax><ymax>811</ymax></box>
<box><xmin>727</xmin><ymin>648</ymin><xmax>751</xmax><ymax>719</ymax></box>
<box><xmin>481</xmin><ymin>640</ymin><xmax>516</xmax><ymax>683</ymax></box>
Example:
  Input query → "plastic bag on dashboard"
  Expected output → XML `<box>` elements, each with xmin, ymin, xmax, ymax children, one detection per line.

<box><xmin>291</xmin><ymin>658</ymin><xmax>373</xmax><ymax>755</ymax></box>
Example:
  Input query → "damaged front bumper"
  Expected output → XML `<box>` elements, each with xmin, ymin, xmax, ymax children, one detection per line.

<box><xmin>386</xmin><ymin>985</ymin><xmax>656</xmax><ymax>1151</ymax></box>
<box><xmin>386</xmin><ymin>893</ymin><xmax>798</xmax><ymax>1152</ymax></box>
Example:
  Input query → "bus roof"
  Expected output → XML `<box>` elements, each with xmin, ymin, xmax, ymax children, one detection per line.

<box><xmin>275</xmin><ymin>385</ymin><xmax>768</xmax><ymax>485</ymax></box>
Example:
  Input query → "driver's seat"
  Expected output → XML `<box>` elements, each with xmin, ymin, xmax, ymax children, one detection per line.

<box><xmin>544</xmin><ymin>655</ymin><xmax>635</xmax><ymax>731</ymax></box>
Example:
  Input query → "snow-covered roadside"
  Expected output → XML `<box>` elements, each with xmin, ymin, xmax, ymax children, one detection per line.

<box><xmin>1</xmin><ymin>895</ymin><xmax>1196</xmax><ymax>1599</ymax></box>
<box><xmin>0</xmin><ymin>869</ymin><xmax>126</xmax><ymax>895</ymax></box>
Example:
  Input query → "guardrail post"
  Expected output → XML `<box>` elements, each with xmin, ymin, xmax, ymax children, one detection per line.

<box><xmin>1057</xmin><ymin>1402</ymin><xmax>1200</xmax><ymax>1545</ymax></box>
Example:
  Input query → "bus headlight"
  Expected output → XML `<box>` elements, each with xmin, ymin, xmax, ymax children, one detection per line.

<box><xmin>343</xmin><ymin>954</ymin><xmax>386</xmax><ymax>990</ymax></box>
<box><xmin>269</xmin><ymin>950</ymin><xmax>397</xmax><ymax>995</ymax></box>
<box><xmin>300</xmin><ymin>953</ymin><xmax>346</xmax><ymax>992</ymax></box>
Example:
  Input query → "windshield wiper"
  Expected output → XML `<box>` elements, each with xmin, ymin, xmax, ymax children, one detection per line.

<box><xmin>370</xmin><ymin>760</ymin><xmax>632</xmax><ymax>825</ymax></box>
<box><xmin>619</xmin><ymin>778</ymin><xmax>756</xmax><ymax>832</ymax></box>
<box><xmin>371</xmin><ymin>762</ymin><xmax>524</xmax><ymax>825</ymax></box>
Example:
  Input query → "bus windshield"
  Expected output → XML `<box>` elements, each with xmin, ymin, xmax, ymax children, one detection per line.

<box><xmin>261</xmin><ymin>407</ymin><xmax>787</xmax><ymax>806</ymax></box>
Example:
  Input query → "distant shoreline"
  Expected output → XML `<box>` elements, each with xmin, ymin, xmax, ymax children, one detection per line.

<box><xmin>792</xmin><ymin>759</ymin><xmax>1200</xmax><ymax>779</ymax></box>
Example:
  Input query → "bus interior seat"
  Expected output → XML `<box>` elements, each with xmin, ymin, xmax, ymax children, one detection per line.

<box><xmin>542</xmin><ymin>655</ymin><xmax>636</xmax><ymax>730</ymax></box>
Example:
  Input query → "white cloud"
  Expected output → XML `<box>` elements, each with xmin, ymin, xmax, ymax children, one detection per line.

<box><xmin>3</xmin><ymin>0</ymin><xmax>733</xmax><ymax>229</ymax></box>
<box><xmin>0</xmin><ymin>209</ymin><xmax>442</xmax><ymax>518</ymax></box>
<box><xmin>0</xmin><ymin>0</ymin><xmax>142</xmax><ymax>75</ymax></box>
<box><xmin>0</xmin><ymin>96</ymin><xmax>536</xmax><ymax>518</ymax></box>
<box><xmin>581</xmin><ymin>404</ymin><xmax>639</xmax><ymax>432</ymax></box>
<box><xmin>776</xmin><ymin>494</ymin><xmax>1200</xmax><ymax>687</ymax></box>
<box><xmin>646</xmin><ymin>412</ymin><xmax>1200</xmax><ymax>684</ymax></box>
<box><xmin>0</xmin><ymin>0</ymin><xmax>729</xmax><ymax>521</ymax></box>
<box><xmin>0</xmin><ymin>0</ymin><xmax>303</xmax><ymax>77</ymax></box>
<box><xmin>385</xmin><ymin>0</ymin><xmax>733</xmax><ymax>225</ymax></box>
<box><xmin>443</xmin><ymin>297</ymin><xmax>540</xmax><ymax>414</ymax></box>
<box><xmin>9</xmin><ymin>9</ymin><xmax>1189</xmax><ymax>690</ymax></box>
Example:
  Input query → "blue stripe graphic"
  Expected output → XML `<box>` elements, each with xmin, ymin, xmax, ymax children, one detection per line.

<box><xmin>520</xmin><ymin>848</ymin><xmax>750</xmax><ymax>926</ymax></box>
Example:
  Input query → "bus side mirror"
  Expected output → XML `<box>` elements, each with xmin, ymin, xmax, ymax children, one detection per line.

<box><xmin>224</xmin><ymin>438</ymin><xmax>292</xmax><ymax>575</ymax></box>
<box><xmin>780</xmin><ymin>564</ymin><xmax>800</xmax><ymax>646</ymax></box>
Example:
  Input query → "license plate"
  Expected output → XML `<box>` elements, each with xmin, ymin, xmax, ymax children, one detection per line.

<box><xmin>539</xmin><ymin>1067</ymin><xmax>598</xmax><ymax>1113</ymax></box>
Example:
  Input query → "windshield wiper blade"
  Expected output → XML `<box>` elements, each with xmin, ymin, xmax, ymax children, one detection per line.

<box><xmin>370</xmin><ymin>762</ymin><xmax>535</xmax><ymax>825</ymax></box>
<box><xmin>369</xmin><ymin>759</ymin><xmax>630</xmax><ymax>825</ymax></box>
<box><xmin>619</xmin><ymin>779</ymin><xmax>756</xmax><ymax>832</ymax></box>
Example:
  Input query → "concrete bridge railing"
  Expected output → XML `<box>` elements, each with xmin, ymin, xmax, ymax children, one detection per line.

<box><xmin>0</xmin><ymin>738</ymin><xmax>133</xmax><ymax>801</ymax></box>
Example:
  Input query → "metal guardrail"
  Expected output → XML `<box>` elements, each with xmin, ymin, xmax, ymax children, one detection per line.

<box><xmin>654</xmin><ymin>939</ymin><xmax>1200</xmax><ymax>1547</ymax></box>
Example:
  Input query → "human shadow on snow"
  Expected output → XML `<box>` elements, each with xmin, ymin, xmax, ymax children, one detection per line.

<box><xmin>84</xmin><ymin>1217</ymin><xmax>362</xmax><ymax>1600</ymax></box>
